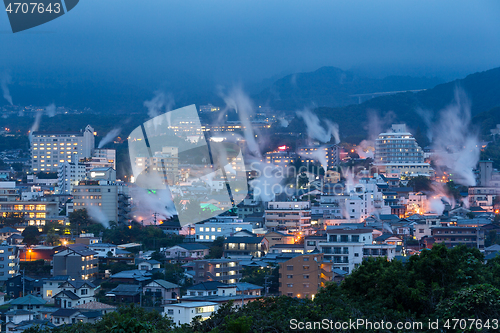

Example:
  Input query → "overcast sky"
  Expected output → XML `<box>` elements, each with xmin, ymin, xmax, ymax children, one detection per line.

<box><xmin>1</xmin><ymin>0</ymin><xmax>499</xmax><ymax>89</ymax></box>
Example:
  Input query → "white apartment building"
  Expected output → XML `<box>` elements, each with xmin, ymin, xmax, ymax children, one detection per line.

<box><xmin>58</xmin><ymin>162</ymin><xmax>86</xmax><ymax>195</ymax></box>
<box><xmin>0</xmin><ymin>182</ymin><xmax>19</xmax><ymax>202</ymax></box>
<box><xmin>164</xmin><ymin>302</ymin><xmax>218</xmax><ymax>325</ymax></box>
<box><xmin>318</xmin><ymin>180</ymin><xmax>390</xmax><ymax>223</ymax></box>
<box><xmin>374</xmin><ymin>124</ymin><xmax>433</xmax><ymax>177</ymax></box>
<box><xmin>31</xmin><ymin>125</ymin><xmax>95</xmax><ymax>172</ymax></box>
<box><xmin>72</xmin><ymin>168</ymin><xmax>130</xmax><ymax>225</ymax></box>
<box><xmin>0</xmin><ymin>200</ymin><xmax>61</xmax><ymax>227</ymax></box>
<box><xmin>317</xmin><ymin>227</ymin><xmax>396</xmax><ymax>274</ymax></box>
<box><xmin>195</xmin><ymin>219</ymin><xmax>253</xmax><ymax>242</ymax></box>
<box><xmin>265</xmin><ymin>201</ymin><xmax>311</xmax><ymax>232</ymax></box>
<box><xmin>298</xmin><ymin>144</ymin><xmax>341</xmax><ymax>169</ymax></box>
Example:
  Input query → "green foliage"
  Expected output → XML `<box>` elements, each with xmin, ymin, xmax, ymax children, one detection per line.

<box><xmin>207</xmin><ymin>236</ymin><xmax>225</xmax><ymax>259</ymax></box>
<box><xmin>0</xmin><ymin>212</ymin><xmax>24</xmax><ymax>226</ymax></box>
<box><xmin>436</xmin><ymin>284</ymin><xmax>500</xmax><ymax>321</ymax></box>
<box><xmin>102</xmin><ymin>224</ymin><xmax>184</xmax><ymax>251</ymax></box>
<box><xmin>407</xmin><ymin>175</ymin><xmax>432</xmax><ymax>192</ymax></box>
<box><xmin>22</xmin><ymin>226</ymin><xmax>40</xmax><ymax>246</ymax></box>
<box><xmin>24</xmin><ymin>243</ymin><xmax>500</xmax><ymax>333</ymax></box>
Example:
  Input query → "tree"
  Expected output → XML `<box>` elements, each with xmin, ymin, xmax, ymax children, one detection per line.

<box><xmin>69</xmin><ymin>209</ymin><xmax>94</xmax><ymax>234</ymax></box>
<box><xmin>45</xmin><ymin>231</ymin><xmax>60</xmax><ymax>246</ymax></box>
<box><xmin>207</xmin><ymin>236</ymin><xmax>224</xmax><ymax>259</ymax></box>
<box><xmin>22</xmin><ymin>226</ymin><xmax>40</xmax><ymax>246</ymax></box>
<box><xmin>0</xmin><ymin>212</ymin><xmax>24</xmax><ymax>226</ymax></box>
<box><xmin>407</xmin><ymin>175</ymin><xmax>432</xmax><ymax>192</ymax></box>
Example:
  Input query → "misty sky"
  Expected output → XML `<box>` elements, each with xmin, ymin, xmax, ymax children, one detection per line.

<box><xmin>1</xmin><ymin>0</ymin><xmax>500</xmax><ymax>89</ymax></box>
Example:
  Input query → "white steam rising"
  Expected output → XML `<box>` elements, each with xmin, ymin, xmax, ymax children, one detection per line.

<box><xmin>86</xmin><ymin>205</ymin><xmax>110</xmax><ymax>228</ymax></box>
<box><xmin>221</xmin><ymin>87</ymin><xmax>261</xmax><ymax>157</ymax></box>
<box><xmin>1</xmin><ymin>73</ymin><xmax>13</xmax><ymax>105</ymax></box>
<box><xmin>45</xmin><ymin>103</ymin><xmax>56</xmax><ymax>117</ymax></box>
<box><xmin>296</xmin><ymin>109</ymin><xmax>340</xmax><ymax>144</ymax></box>
<box><xmin>98</xmin><ymin>127</ymin><xmax>121</xmax><ymax>148</ymax></box>
<box><xmin>144</xmin><ymin>91</ymin><xmax>175</xmax><ymax>126</ymax></box>
<box><xmin>29</xmin><ymin>104</ymin><xmax>57</xmax><ymax>142</ymax></box>
<box><xmin>428</xmin><ymin>88</ymin><xmax>479</xmax><ymax>186</ymax></box>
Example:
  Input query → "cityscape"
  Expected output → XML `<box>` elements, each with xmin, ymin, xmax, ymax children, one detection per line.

<box><xmin>1</xmin><ymin>1</ymin><xmax>500</xmax><ymax>332</ymax></box>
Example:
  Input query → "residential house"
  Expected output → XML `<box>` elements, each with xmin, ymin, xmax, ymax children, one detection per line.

<box><xmin>264</xmin><ymin>231</ymin><xmax>295</xmax><ymax>249</ymax></box>
<box><xmin>183</xmin><ymin>259</ymin><xmax>242</xmax><ymax>284</ymax></box>
<box><xmin>52</xmin><ymin>244</ymin><xmax>98</xmax><ymax>280</ymax></box>
<box><xmin>5</xmin><ymin>319</ymin><xmax>55</xmax><ymax>332</ymax></box>
<box><xmin>6</xmin><ymin>275</ymin><xmax>43</xmax><ymax>299</ymax></box>
<box><xmin>42</xmin><ymin>276</ymin><xmax>70</xmax><ymax>302</ymax></box>
<box><xmin>73</xmin><ymin>301</ymin><xmax>116</xmax><ymax>316</ymax></box>
<box><xmin>51</xmin><ymin>308</ymin><xmax>82</xmax><ymax>326</ymax></box>
<box><xmin>0</xmin><ymin>227</ymin><xmax>21</xmax><ymax>241</ymax></box>
<box><xmin>162</xmin><ymin>243</ymin><xmax>209</xmax><ymax>263</ymax></box>
<box><xmin>53</xmin><ymin>280</ymin><xmax>96</xmax><ymax>308</ymax></box>
<box><xmin>5</xmin><ymin>309</ymin><xmax>35</xmax><ymax>325</ymax></box>
<box><xmin>143</xmin><ymin>280</ymin><xmax>180</xmax><ymax>305</ymax></box>
<box><xmin>109</xmin><ymin>269</ymin><xmax>152</xmax><ymax>284</ymax></box>
<box><xmin>106</xmin><ymin>284</ymin><xmax>142</xmax><ymax>303</ymax></box>
<box><xmin>10</xmin><ymin>295</ymin><xmax>47</xmax><ymax>311</ymax></box>
<box><xmin>223</xmin><ymin>237</ymin><xmax>265</xmax><ymax>258</ymax></box>
<box><xmin>137</xmin><ymin>259</ymin><xmax>161</xmax><ymax>271</ymax></box>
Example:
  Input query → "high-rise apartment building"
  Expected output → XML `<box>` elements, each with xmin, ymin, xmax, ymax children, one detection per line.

<box><xmin>298</xmin><ymin>144</ymin><xmax>340</xmax><ymax>169</ymax></box>
<box><xmin>72</xmin><ymin>168</ymin><xmax>130</xmax><ymax>225</ymax></box>
<box><xmin>58</xmin><ymin>162</ymin><xmax>86</xmax><ymax>195</ymax></box>
<box><xmin>374</xmin><ymin>124</ymin><xmax>432</xmax><ymax>177</ymax></box>
<box><xmin>31</xmin><ymin>125</ymin><xmax>95</xmax><ymax>172</ymax></box>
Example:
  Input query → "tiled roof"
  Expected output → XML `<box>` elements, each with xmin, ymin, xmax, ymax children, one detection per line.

<box><xmin>73</xmin><ymin>301</ymin><xmax>116</xmax><ymax>310</ymax></box>
<box><xmin>10</xmin><ymin>295</ymin><xmax>47</xmax><ymax>305</ymax></box>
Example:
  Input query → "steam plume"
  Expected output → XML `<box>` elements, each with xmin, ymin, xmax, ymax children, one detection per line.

<box><xmin>86</xmin><ymin>205</ymin><xmax>110</xmax><ymax>228</ymax></box>
<box><xmin>428</xmin><ymin>88</ymin><xmax>479</xmax><ymax>186</ymax></box>
<box><xmin>1</xmin><ymin>74</ymin><xmax>13</xmax><ymax>105</ymax></box>
<box><xmin>296</xmin><ymin>109</ymin><xmax>340</xmax><ymax>144</ymax></box>
<box><xmin>45</xmin><ymin>103</ymin><xmax>56</xmax><ymax>117</ymax></box>
<box><xmin>98</xmin><ymin>127</ymin><xmax>121</xmax><ymax>148</ymax></box>
<box><xmin>144</xmin><ymin>91</ymin><xmax>175</xmax><ymax>119</ymax></box>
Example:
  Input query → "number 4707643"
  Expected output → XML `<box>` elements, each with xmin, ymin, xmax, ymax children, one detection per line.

<box><xmin>5</xmin><ymin>2</ymin><xmax>61</xmax><ymax>14</ymax></box>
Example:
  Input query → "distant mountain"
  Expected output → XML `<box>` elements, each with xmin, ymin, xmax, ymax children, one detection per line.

<box><xmin>286</xmin><ymin>66</ymin><xmax>500</xmax><ymax>140</ymax></box>
<box><xmin>254</xmin><ymin>66</ymin><xmax>444</xmax><ymax>110</ymax></box>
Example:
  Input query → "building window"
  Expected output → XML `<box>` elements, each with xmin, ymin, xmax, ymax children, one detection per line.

<box><xmin>286</xmin><ymin>265</ymin><xmax>293</xmax><ymax>271</ymax></box>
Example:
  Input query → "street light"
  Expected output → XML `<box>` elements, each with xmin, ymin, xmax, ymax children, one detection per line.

<box><xmin>28</xmin><ymin>248</ymin><xmax>32</xmax><ymax>262</ymax></box>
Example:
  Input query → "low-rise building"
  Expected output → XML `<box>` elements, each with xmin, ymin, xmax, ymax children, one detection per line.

<box><xmin>183</xmin><ymin>259</ymin><xmax>242</xmax><ymax>284</ymax></box>
<box><xmin>265</xmin><ymin>201</ymin><xmax>311</xmax><ymax>233</ymax></box>
<box><xmin>52</xmin><ymin>245</ymin><xmax>98</xmax><ymax>280</ymax></box>
<box><xmin>279</xmin><ymin>252</ymin><xmax>332</xmax><ymax>299</ymax></box>
<box><xmin>0</xmin><ymin>245</ymin><xmax>20</xmax><ymax>281</ymax></box>
<box><xmin>162</xmin><ymin>243</ymin><xmax>209</xmax><ymax>263</ymax></box>
<box><xmin>223</xmin><ymin>236</ymin><xmax>265</xmax><ymax>258</ymax></box>
<box><xmin>143</xmin><ymin>280</ymin><xmax>180</xmax><ymax>305</ymax></box>
<box><xmin>164</xmin><ymin>301</ymin><xmax>219</xmax><ymax>325</ymax></box>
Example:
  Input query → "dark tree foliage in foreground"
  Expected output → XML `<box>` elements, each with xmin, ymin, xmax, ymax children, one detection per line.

<box><xmin>25</xmin><ymin>244</ymin><xmax>500</xmax><ymax>333</ymax></box>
